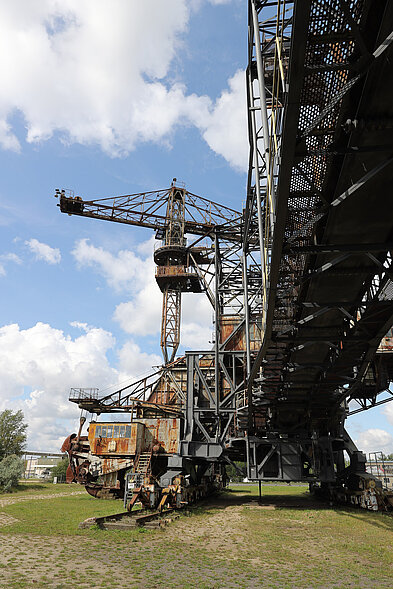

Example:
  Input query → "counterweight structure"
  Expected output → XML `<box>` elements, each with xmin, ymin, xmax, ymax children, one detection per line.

<box><xmin>58</xmin><ymin>0</ymin><xmax>393</xmax><ymax>511</ymax></box>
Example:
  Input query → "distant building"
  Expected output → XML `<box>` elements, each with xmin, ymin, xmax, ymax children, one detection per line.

<box><xmin>23</xmin><ymin>452</ymin><xmax>64</xmax><ymax>479</ymax></box>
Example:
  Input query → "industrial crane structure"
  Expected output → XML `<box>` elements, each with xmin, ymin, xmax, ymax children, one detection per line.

<box><xmin>59</xmin><ymin>0</ymin><xmax>393</xmax><ymax>512</ymax></box>
<box><xmin>56</xmin><ymin>181</ymin><xmax>241</xmax><ymax>364</ymax></box>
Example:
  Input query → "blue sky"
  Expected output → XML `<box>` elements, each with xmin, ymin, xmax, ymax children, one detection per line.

<box><xmin>0</xmin><ymin>0</ymin><xmax>392</xmax><ymax>455</ymax></box>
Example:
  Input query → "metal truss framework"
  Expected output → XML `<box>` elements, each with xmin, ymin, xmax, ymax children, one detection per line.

<box><xmin>56</xmin><ymin>186</ymin><xmax>240</xmax><ymax>235</ymax></box>
<box><xmin>57</xmin><ymin>183</ymin><xmax>243</xmax><ymax>365</ymax></box>
<box><xmin>241</xmin><ymin>0</ymin><xmax>393</xmax><ymax>479</ymax></box>
<box><xmin>61</xmin><ymin>0</ymin><xmax>393</xmax><ymax>489</ymax></box>
<box><xmin>160</xmin><ymin>287</ymin><xmax>182</xmax><ymax>363</ymax></box>
<box><xmin>59</xmin><ymin>181</ymin><xmax>251</xmax><ymax>460</ymax></box>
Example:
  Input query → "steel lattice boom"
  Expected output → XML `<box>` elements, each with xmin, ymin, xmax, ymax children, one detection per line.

<box><xmin>56</xmin><ymin>185</ymin><xmax>240</xmax><ymax>237</ymax></box>
<box><xmin>56</xmin><ymin>182</ymin><xmax>242</xmax><ymax>363</ymax></box>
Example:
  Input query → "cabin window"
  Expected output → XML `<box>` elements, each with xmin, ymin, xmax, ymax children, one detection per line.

<box><xmin>125</xmin><ymin>425</ymin><xmax>131</xmax><ymax>438</ymax></box>
<box><xmin>95</xmin><ymin>426</ymin><xmax>101</xmax><ymax>438</ymax></box>
<box><xmin>113</xmin><ymin>426</ymin><xmax>119</xmax><ymax>438</ymax></box>
<box><xmin>101</xmin><ymin>426</ymin><xmax>107</xmax><ymax>437</ymax></box>
<box><xmin>107</xmin><ymin>426</ymin><xmax>113</xmax><ymax>438</ymax></box>
<box><xmin>119</xmin><ymin>425</ymin><xmax>126</xmax><ymax>438</ymax></box>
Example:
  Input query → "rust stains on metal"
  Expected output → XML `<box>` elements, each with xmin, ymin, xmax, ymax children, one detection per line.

<box><xmin>60</xmin><ymin>434</ymin><xmax>75</xmax><ymax>453</ymax></box>
<box><xmin>86</xmin><ymin>418</ymin><xmax>180</xmax><ymax>457</ymax></box>
<box><xmin>140</xmin><ymin>418</ymin><xmax>180</xmax><ymax>454</ymax></box>
<box><xmin>219</xmin><ymin>315</ymin><xmax>261</xmax><ymax>351</ymax></box>
<box><xmin>88</xmin><ymin>422</ymin><xmax>144</xmax><ymax>455</ymax></box>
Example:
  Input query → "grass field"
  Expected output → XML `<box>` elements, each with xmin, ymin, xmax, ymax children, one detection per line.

<box><xmin>0</xmin><ymin>482</ymin><xmax>392</xmax><ymax>588</ymax></box>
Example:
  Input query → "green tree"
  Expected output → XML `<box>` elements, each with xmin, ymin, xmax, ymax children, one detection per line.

<box><xmin>51</xmin><ymin>457</ymin><xmax>69</xmax><ymax>482</ymax></box>
<box><xmin>382</xmin><ymin>453</ymin><xmax>393</xmax><ymax>460</ymax></box>
<box><xmin>0</xmin><ymin>455</ymin><xmax>24</xmax><ymax>492</ymax></box>
<box><xmin>225</xmin><ymin>461</ymin><xmax>247</xmax><ymax>482</ymax></box>
<box><xmin>0</xmin><ymin>410</ymin><xmax>28</xmax><ymax>460</ymax></box>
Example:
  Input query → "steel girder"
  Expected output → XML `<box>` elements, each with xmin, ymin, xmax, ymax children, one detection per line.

<box><xmin>243</xmin><ymin>0</ymin><xmax>393</xmax><ymax>444</ymax></box>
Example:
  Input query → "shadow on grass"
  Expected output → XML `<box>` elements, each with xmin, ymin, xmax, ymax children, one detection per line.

<box><xmin>190</xmin><ymin>488</ymin><xmax>330</xmax><ymax>514</ymax></box>
<box><xmin>185</xmin><ymin>484</ymin><xmax>393</xmax><ymax>520</ymax></box>
<box><xmin>334</xmin><ymin>506</ymin><xmax>393</xmax><ymax>529</ymax></box>
<box><xmin>193</xmin><ymin>488</ymin><xmax>393</xmax><ymax>525</ymax></box>
<box><xmin>6</xmin><ymin>482</ymin><xmax>47</xmax><ymax>494</ymax></box>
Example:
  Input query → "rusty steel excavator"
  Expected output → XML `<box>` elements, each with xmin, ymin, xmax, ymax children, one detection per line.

<box><xmin>59</xmin><ymin>0</ymin><xmax>393</xmax><ymax>513</ymax></box>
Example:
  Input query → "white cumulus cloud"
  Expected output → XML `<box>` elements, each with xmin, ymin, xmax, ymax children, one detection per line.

<box><xmin>72</xmin><ymin>237</ymin><xmax>153</xmax><ymax>292</ymax></box>
<box><xmin>0</xmin><ymin>1</ymin><xmax>247</xmax><ymax>170</ymax></box>
<box><xmin>181</xmin><ymin>293</ymin><xmax>213</xmax><ymax>350</ymax></box>
<box><xmin>2</xmin><ymin>252</ymin><xmax>22</xmax><ymax>264</ymax></box>
<box><xmin>111</xmin><ymin>247</ymin><xmax>213</xmax><ymax>350</ymax></box>
<box><xmin>114</xmin><ymin>278</ymin><xmax>162</xmax><ymax>336</ymax></box>
<box><xmin>26</xmin><ymin>238</ymin><xmax>61</xmax><ymax>264</ymax></box>
<box><xmin>355</xmin><ymin>428</ymin><xmax>393</xmax><ymax>455</ymax></box>
<box><xmin>117</xmin><ymin>340</ymin><xmax>161</xmax><ymax>377</ymax></box>
<box><xmin>73</xmin><ymin>237</ymin><xmax>214</xmax><ymax>350</ymax></box>
<box><xmin>0</xmin><ymin>321</ymin><xmax>117</xmax><ymax>449</ymax></box>
<box><xmin>383</xmin><ymin>401</ymin><xmax>393</xmax><ymax>426</ymax></box>
<box><xmin>114</xmin><ymin>285</ymin><xmax>213</xmax><ymax>351</ymax></box>
<box><xmin>0</xmin><ymin>252</ymin><xmax>22</xmax><ymax>276</ymax></box>
<box><xmin>192</xmin><ymin>70</ymin><xmax>248</xmax><ymax>172</ymax></box>
<box><xmin>0</xmin><ymin>119</ymin><xmax>20</xmax><ymax>152</ymax></box>
<box><xmin>0</xmin><ymin>321</ymin><xmax>164</xmax><ymax>451</ymax></box>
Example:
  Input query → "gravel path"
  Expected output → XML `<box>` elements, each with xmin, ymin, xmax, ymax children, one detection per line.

<box><xmin>0</xmin><ymin>490</ymin><xmax>85</xmax><ymax>508</ymax></box>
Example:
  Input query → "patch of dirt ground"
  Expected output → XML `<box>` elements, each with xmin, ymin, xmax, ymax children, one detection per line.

<box><xmin>0</xmin><ymin>491</ymin><xmax>392</xmax><ymax>588</ymax></box>
<box><xmin>0</xmin><ymin>512</ymin><xmax>19</xmax><ymax>527</ymax></box>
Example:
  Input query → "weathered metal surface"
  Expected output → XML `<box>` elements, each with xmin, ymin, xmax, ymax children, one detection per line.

<box><xmin>140</xmin><ymin>418</ymin><xmax>180</xmax><ymax>454</ymax></box>
<box><xmin>60</xmin><ymin>434</ymin><xmax>75</xmax><ymax>454</ymax></box>
<box><xmin>219</xmin><ymin>316</ymin><xmax>262</xmax><ymax>352</ymax></box>
<box><xmin>156</xmin><ymin>265</ymin><xmax>193</xmax><ymax>278</ymax></box>
<box><xmin>219</xmin><ymin>316</ymin><xmax>244</xmax><ymax>350</ymax></box>
<box><xmin>147</xmin><ymin>365</ymin><xmax>186</xmax><ymax>406</ymax></box>
<box><xmin>88</xmin><ymin>422</ymin><xmax>144</xmax><ymax>455</ymax></box>
<box><xmin>100</xmin><ymin>458</ymin><xmax>134</xmax><ymax>475</ymax></box>
<box><xmin>60</xmin><ymin>415</ymin><xmax>182</xmax><ymax>506</ymax></box>
<box><xmin>86</xmin><ymin>419</ymin><xmax>180</xmax><ymax>456</ymax></box>
<box><xmin>85</xmin><ymin>484</ymin><xmax>123</xmax><ymax>500</ymax></box>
